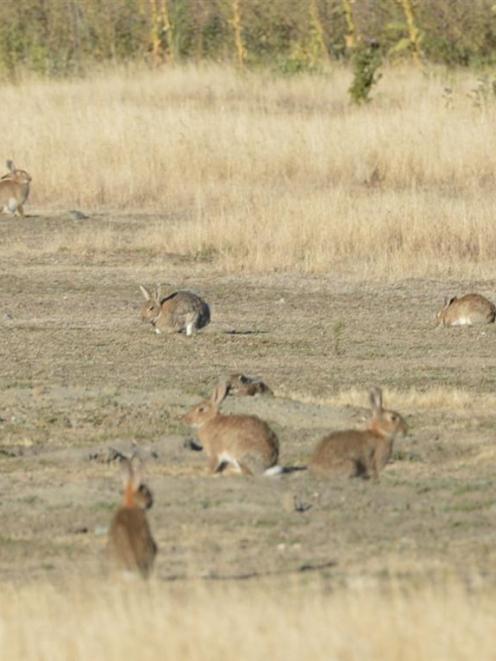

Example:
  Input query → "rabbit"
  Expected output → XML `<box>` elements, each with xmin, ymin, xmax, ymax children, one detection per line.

<box><xmin>0</xmin><ymin>160</ymin><xmax>31</xmax><ymax>216</ymax></box>
<box><xmin>182</xmin><ymin>381</ymin><xmax>281</xmax><ymax>476</ymax></box>
<box><xmin>435</xmin><ymin>293</ymin><xmax>496</xmax><ymax>327</ymax></box>
<box><xmin>139</xmin><ymin>284</ymin><xmax>210</xmax><ymax>336</ymax></box>
<box><xmin>107</xmin><ymin>456</ymin><xmax>158</xmax><ymax>578</ymax></box>
<box><xmin>309</xmin><ymin>387</ymin><xmax>407</xmax><ymax>480</ymax></box>
<box><xmin>225</xmin><ymin>372</ymin><xmax>273</xmax><ymax>397</ymax></box>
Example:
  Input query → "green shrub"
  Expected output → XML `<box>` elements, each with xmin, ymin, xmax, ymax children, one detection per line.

<box><xmin>348</xmin><ymin>41</ymin><xmax>382</xmax><ymax>104</ymax></box>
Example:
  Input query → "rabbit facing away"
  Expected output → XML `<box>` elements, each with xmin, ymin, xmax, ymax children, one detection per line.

<box><xmin>0</xmin><ymin>160</ymin><xmax>31</xmax><ymax>216</ymax></box>
<box><xmin>182</xmin><ymin>382</ymin><xmax>281</xmax><ymax>476</ymax></box>
<box><xmin>139</xmin><ymin>284</ymin><xmax>210</xmax><ymax>336</ymax></box>
<box><xmin>309</xmin><ymin>387</ymin><xmax>407</xmax><ymax>480</ymax></box>
<box><xmin>435</xmin><ymin>293</ymin><xmax>496</xmax><ymax>327</ymax></box>
<box><xmin>107</xmin><ymin>456</ymin><xmax>157</xmax><ymax>578</ymax></box>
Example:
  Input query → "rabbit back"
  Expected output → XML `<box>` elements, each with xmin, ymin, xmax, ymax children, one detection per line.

<box><xmin>199</xmin><ymin>414</ymin><xmax>279</xmax><ymax>474</ymax></box>
<box><xmin>309</xmin><ymin>429</ymin><xmax>390</xmax><ymax>478</ymax></box>
<box><xmin>0</xmin><ymin>161</ymin><xmax>31</xmax><ymax>214</ymax></box>
<box><xmin>108</xmin><ymin>507</ymin><xmax>157</xmax><ymax>578</ymax></box>
<box><xmin>0</xmin><ymin>179</ymin><xmax>29</xmax><ymax>213</ymax></box>
<box><xmin>437</xmin><ymin>293</ymin><xmax>496</xmax><ymax>326</ymax></box>
<box><xmin>157</xmin><ymin>291</ymin><xmax>210</xmax><ymax>333</ymax></box>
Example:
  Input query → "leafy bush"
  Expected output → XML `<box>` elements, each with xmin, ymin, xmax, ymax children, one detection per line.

<box><xmin>348</xmin><ymin>41</ymin><xmax>382</xmax><ymax>104</ymax></box>
<box><xmin>0</xmin><ymin>0</ymin><xmax>495</xmax><ymax>78</ymax></box>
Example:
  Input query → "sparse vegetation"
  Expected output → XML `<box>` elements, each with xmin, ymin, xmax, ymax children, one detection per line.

<box><xmin>332</xmin><ymin>320</ymin><xmax>345</xmax><ymax>356</ymax></box>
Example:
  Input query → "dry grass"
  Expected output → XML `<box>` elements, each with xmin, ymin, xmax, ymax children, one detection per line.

<box><xmin>1</xmin><ymin>575</ymin><xmax>494</xmax><ymax>661</ymax></box>
<box><xmin>3</xmin><ymin>64</ymin><xmax>495</xmax><ymax>659</ymax></box>
<box><xmin>3</xmin><ymin>63</ymin><xmax>496</xmax><ymax>275</ymax></box>
<box><xmin>281</xmin><ymin>386</ymin><xmax>496</xmax><ymax>414</ymax></box>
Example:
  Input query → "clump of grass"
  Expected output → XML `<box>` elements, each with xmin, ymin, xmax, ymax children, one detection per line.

<box><xmin>332</xmin><ymin>320</ymin><xmax>345</xmax><ymax>356</ymax></box>
<box><xmin>1</xmin><ymin>575</ymin><xmax>496</xmax><ymax>660</ymax></box>
<box><xmin>283</xmin><ymin>386</ymin><xmax>496</xmax><ymax>414</ymax></box>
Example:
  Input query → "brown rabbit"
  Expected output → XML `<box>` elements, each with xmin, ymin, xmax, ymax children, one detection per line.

<box><xmin>309</xmin><ymin>387</ymin><xmax>407</xmax><ymax>480</ymax></box>
<box><xmin>182</xmin><ymin>382</ymin><xmax>281</xmax><ymax>476</ymax></box>
<box><xmin>225</xmin><ymin>373</ymin><xmax>273</xmax><ymax>397</ymax></box>
<box><xmin>0</xmin><ymin>160</ymin><xmax>31</xmax><ymax>216</ymax></box>
<box><xmin>107</xmin><ymin>456</ymin><xmax>157</xmax><ymax>578</ymax></box>
<box><xmin>139</xmin><ymin>284</ymin><xmax>210</xmax><ymax>336</ymax></box>
<box><xmin>435</xmin><ymin>293</ymin><xmax>496</xmax><ymax>327</ymax></box>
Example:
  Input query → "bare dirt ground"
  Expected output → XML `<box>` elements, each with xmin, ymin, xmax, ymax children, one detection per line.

<box><xmin>1</xmin><ymin>211</ymin><xmax>496</xmax><ymax>587</ymax></box>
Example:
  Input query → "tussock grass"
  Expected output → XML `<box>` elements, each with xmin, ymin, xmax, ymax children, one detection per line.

<box><xmin>1</xmin><ymin>576</ymin><xmax>494</xmax><ymax>661</ymax></box>
<box><xmin>3</xmin><ymin>64</ymin><xmax>496</xmax><ymax>275</ymax></box>
<box><xmin>283</xmin><ymin>386</ymin><xmax>496</xmax><ymax>413</ymax></box>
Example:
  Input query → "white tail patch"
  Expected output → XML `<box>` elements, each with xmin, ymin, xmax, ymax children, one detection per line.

<box><xmin>264</xmin><ymin>465</ymin><xmax>284</xmax><ymax>477</ymax></box>
<box><xmin>121</xmin><ymin>570</ymin><xmax>140</xmax><ymax>582</ymax></box>
<box><xmin>452</xmin><ymin>317</ymin><xmax>472</xmax><ymax>326</ymax></box>
<box><xmin>7</xmin><ymin>198</ymin><xmax>17</xmax><ymax>213</ymax></box>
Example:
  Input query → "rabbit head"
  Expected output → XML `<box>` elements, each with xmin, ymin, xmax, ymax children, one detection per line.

<box><xmin>139</xmin><ymin>284</ymin><xmax>162</xmax><ymax>322</ymax></box>
<box><xmin>367</xmin><ymin>387</ymin><xmax>407</xmax><ymax>439</ymax></box>
<box><xmin>120</xmin><ymin>456</ymin><xmax>153</xmax><ymax>510</ymax></box>
<box><xmin>182</xmin><ymin>382</ymin><xmax>228</xmax><ymax>428</ymax></box>
<box><xmin>1</xmin><ymin>160</ymin><xmax>31</xmax><ymax>185</ymax></box>
<box><xmin>435</xmin><ymin>296</ymin><xmax>457</xmax><ymax>326</ymax></box>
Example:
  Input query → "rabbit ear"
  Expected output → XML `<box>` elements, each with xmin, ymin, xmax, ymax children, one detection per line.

<box><xmin>120</xmin><ymin>457</ymin><xmax>133</xmax><ymax>489</ymax></box>
<box><xmin>211</xmin><ymin>382</ymin><xmax>228</xmax><ymax>407</ymax></box>
<box><xmin>120</xmin><ymin>455</ymin><xmax>143</xmax><ymax>491</ymax></box>
<box><xmin>444</xmin><ymin>295</ymin><xmax>456</xmax><ymax>307</ymax></box>
<box><xmin>155</xmin><ymin>284</ymin><xmax>162</xmax><ymax>301</ymax></box>
<box><xmin>369</xmin><ymin>387</ymin><xmax>383</xmax><ymax>414</ymax></box>
<box><xmin>130</xmin><ymin>454</ymin><xmax>143</xmax><ymax>490</ymax></box>
<box><xmin>6</xmin><ymin>160</ymin><xmax>14</xmax><ymax>173</ymax></box>
<box><xmin>140</xmin><ymin>285</ymin><xmax>152</xmax><ymax>301</ymax></box>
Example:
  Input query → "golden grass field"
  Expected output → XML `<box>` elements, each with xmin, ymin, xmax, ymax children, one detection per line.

<box><xmin>2</xmin><ymin>63</ymin><xmax>496</xmax><ymax>660</ymax></box>
<box><xmin>3</xmin><ymin>577</ymin><xmax>496</xmax><ymax>661</ymax></box>
<box><xmin>2</xmin><ymin>63</ymin><xmax>496</xmax><ymax>275</ymax></box>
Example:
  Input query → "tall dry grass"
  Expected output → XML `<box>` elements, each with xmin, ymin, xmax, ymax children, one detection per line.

<box><xmin>1</xmin><ymin>575</ymin><xmax>494</xmax><ymax>660</ymax></box>
<box><xmin>280</xmin><ymin>385</ymin><xmax>496</xmax><ymax>414</ymax></box>
<box><xmin>3</xmin><ymin>64</ymin><xmax>496</xmax><ymax>275</ymax></box>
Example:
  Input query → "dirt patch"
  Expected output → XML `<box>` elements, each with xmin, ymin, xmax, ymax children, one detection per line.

<box><xmin>1</xmin><ymin>212</ymin><xmax>496</xmax><ymax>584</ymax></box>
